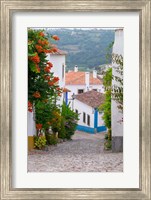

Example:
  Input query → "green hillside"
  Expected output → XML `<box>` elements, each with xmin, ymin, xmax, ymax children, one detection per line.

<box><xmin>47</xmin><ymin>28</ymin><xmax>114</xmax><ymax>71</ymax></box>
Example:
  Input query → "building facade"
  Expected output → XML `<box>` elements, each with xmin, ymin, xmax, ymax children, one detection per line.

<box><xmin>111</xmin><ymin>29</ymin><xmax>123</xmax><ymax>152</ymax></box>
<box><xmin>74</xmin><ymin>90</ymin><xmax>106</xmax><ymax>134</ymax></box>
<box><xmin>65</xmin><ymin>66</ymin><xmax>104</xmax><ymax>105</ymax></box>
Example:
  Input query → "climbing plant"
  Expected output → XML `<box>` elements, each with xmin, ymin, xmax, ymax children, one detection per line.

<box><xmin>112</xmin><ymin>54</ymin><xmax>123</xmax><ymax>114</ymax></box>
<box><xmin>28</xmin><ymin>29</ymin><xmax>62</xmax><ymax>138</ymax></box>
<box><xmin>99</xmin><ymin>67</ymin><xmax>112</xmax><ymax>143</ymax></box>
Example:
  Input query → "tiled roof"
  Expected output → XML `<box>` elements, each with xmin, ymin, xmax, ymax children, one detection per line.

<box><xmin>62</xmin><ymin>87</ymin><xmax>71</xmax><ymax>92</ymax></box>
<box><xmin>50</xmin><ymin>49</ymin><xmax>67</xmax><ymax>55</ymax></box>
<box><xmin>65</xmin><ymin>71</ymin><xmax>102</xmax><ymax>85</ymax></box>
<box><xmin>75</xmin><ymin>90</ymin><xmax>104</xmax><ymax>108</ymax></box>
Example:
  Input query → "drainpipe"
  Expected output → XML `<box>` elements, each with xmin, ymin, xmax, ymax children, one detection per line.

<box><xmin>65</xmin><ymin>92</ymin><xmax>68</xmax><ymax>105</ymax></box>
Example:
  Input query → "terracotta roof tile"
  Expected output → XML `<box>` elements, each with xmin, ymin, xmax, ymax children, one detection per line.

<box><xmin>75</xmin><ymin>90</ymin><xmax>104</xmax><ymax>108</ymax></box>
<box><xmin>65</xmin><ymin>71</ymin><xmax>102</xmax><ymax>85</ymax></box>
<box><xmin>62</xmin><ymin>87</ymin><xmax>71</xmax><ymax>92</ymax></box>
<box><xmin>50</xmin><ymin>49</ymin><xmax>67</xmax><ymax>55</ymax></box>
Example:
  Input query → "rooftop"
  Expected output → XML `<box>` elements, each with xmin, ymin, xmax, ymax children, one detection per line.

<box><xmin>65</xmin><ymin>71</ymin><xmax>102</xmax><ymax>85</ymax></box>
<box><xmin>75</xmin><ymin>90</ymin><xmax>104</xmax><ymax>108</ymax></box>
<box><xmin>50</xmin><ymin>49</ymin><xmax>68</xmax><ymax>55</ymax></box>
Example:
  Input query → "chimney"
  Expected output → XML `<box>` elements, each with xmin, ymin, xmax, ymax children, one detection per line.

<box><xmin>85</xmin><ymin>72</ymin><xmax>90</xmax><ymax>91</ymax></box>
<box><xmin>74</xmin><ymin>65</ymin><xmax>78</xmax><ymax>72</ymax></box>
<box><xmin>93</xmin><ymin>70</ymin><xmax>97</xmax><ymax>78</ymax></box>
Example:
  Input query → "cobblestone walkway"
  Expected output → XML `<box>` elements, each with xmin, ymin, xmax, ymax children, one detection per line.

<box><xmin>28</xmin><ymin>131</ymin><xmax>123</xmax><ymax>172</ymax></box>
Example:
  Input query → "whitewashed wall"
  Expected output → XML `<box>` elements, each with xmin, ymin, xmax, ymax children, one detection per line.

<box><xmin>74</xmin><ymin>99</ymin><xmax>94</xmax><ymax>128</ymax></box>
<box><xmin>98</xmin><ymin>112</ymin><xmax>105</xmax><ymax>127</ymax></box>
<box><xmin>27</xmin><ymin>111</ymin><xmax>36</xmax><ymax>136</ymax></box>
<box><xmin>47</xmin><ymin>53</ymin><xmax>66</xmax><ymax>106</ymax></box>
<box><xmin>47</xmin><ymin>54</ymin><xmax>66</xmax><ymax>87</ymax></box>
<box><xmin>112</xmin><ymin>29</ymin><xmax>123</xmax><ymax>152</ymax></box>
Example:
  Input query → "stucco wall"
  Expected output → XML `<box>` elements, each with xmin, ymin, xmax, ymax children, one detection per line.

<box><xmin>74</xmin><ymin>99</ymin><xmax>105</xmax><ymax>129</ymax></box>
<box><xmin>111</xmin><ymin>29</ymin><xmax>123</xmax><ymax>152</ymax></box>
<box><xmin>74</xmin><ymin>99</ymin><xmax>94</xmax><ymax>128</ymax></box>
<box><xmin>47</xmin><ymin>54</ymin><xmax>66</xmax><ymax>87</ymax></box>
<box><xmin>98</xmin><ymin>112</ymin><xmax>105</xmax><ymax>127</ymax></box>
<box><xmin>47</xmin><ymin>53</ymin><xmax>66</xmax><ymax>106</ymax></box>
<box><xmin>112</xmin><ymin>29</ymin><xmax>123</xmax><ymax>137</ymax></box>
<box><xmin>27</xmin><ymin>111</ymin><xmax>36</xmax><ymax>136</ymax></box>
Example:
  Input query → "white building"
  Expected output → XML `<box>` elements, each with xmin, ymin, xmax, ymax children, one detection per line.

<box><xmin>47</xmin><ymin>49</ymin><xmax>68</xmax><ymax>105</ymax></box>
<box><xmin>28</xmin><ymin>49</ymin><xmax>69</xmax><ymax>150</ymax></box>
<box><xmin>65</xmin><ymin>66</ymin><xmax>104</xmax><ymax>105</ymax></box>
<box><xmin>111</xmin><ymin>29</ymin><xmax>123</xmax><ymax>152</ymax></box>
<box><xmin>74</xmin><ymin>90</ymin><xmax>106</xmax><ymax>134</ymax></box>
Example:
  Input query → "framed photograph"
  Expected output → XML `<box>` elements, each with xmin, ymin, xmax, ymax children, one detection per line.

<box><xmin>0</xmin><ymin>0</ymin><xmax>150</xmax><ymax>199</ymax></box>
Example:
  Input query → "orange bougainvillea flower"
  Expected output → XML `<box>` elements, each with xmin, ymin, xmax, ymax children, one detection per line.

<box><xmin>53</xmin><ymin>77</ymin><xmax>59</xmax><ymax>83</ymax></box>
<box><xmin>47</xmin><ymin>62</ymin><xmax>53</xmax><ymax>68</ymax></box>
<box><xmin>38</xmin><ymin>39</ymin><xmax>42</xmax><ymax>44</ymax></box>
<box><xmin>28</xmin><ymin>101</ymin><xmax>33</xmax><ymax>112</ymax></box>
<box><xmin>35</xmin><ymin>45</ymin><xmax>43</xmax><ymax>53</ymax></box>
<box><xmin>52</xmin><ymin>35</ymin><xmax>60</xmax><ymax>41</ymax></box>
<box><xmin>39</xmin><ymin>32</ymin><xmax>45</xmax><ymax>37</ymax></box>
<box><xmin>36</xmin><ymin>124</ymin><xmax>42</xmax><ymax>130</ymax></box>
<box><xmin>58</xmin><ymin>93</ymin><xmax>62</xmax><ymax>96</ymax></box>
<box><xmin>38</xmin><ymin>39</ymin><xmax>49</xmax><ymax>46</ymax></box>
<box><xmin>29</xmin><ymin>54</ymin><xmax>40</xmax><ymax>63</ymax></box>
<box><xmin>44</xmin><ymin>75</ymin><xmax>50</xmax><ymax>81</ymax></box>
<box><xmin>44</xmin><ymin>66</ymin><xmax>51</xmax><ymax>73</ymax></box>
<box><xmin>51</xmin><ymin>47</ymin><xmax>58</xmax><ymax>53</ymax></box>
<box><xmin>48</xmin><ymin>81</ymin><xmax>54</xmax><ymax>86</ymax></box>
<box><xmin>33</xmin><ymin>91</ymin><xmax>41</xmax><ymax>98</ymax></box>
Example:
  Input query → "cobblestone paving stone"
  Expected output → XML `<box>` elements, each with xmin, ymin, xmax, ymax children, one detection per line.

<box><xmin>28</xmin><ymin>131</ymin><xmax>123</xmax><ymax>172</ymax></box>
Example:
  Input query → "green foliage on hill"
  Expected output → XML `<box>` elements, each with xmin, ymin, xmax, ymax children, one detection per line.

<box><xmin>47</xmin><ymin>28</ymin><xmax>114</xmax><ymax>71</ymax></box>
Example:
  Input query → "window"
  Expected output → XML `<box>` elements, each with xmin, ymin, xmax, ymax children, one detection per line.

<box><xmin>87</xmin><ymin>114</ymin><xmax>90</xmax><ymax>126</ymax></box>
<box><xmin>78</xmin><ymin>89</ymin><xmax>84</xmax><ymax>94</ymax></box>
<box><xmin>75</xmin><ymin>109</ymin><xmax>78</xmax><ymax>114</ymax></box>
<box><xmin>83</xmin><ymin>112</ymin><xmax>86</xmax><ymax>123</ymax></box>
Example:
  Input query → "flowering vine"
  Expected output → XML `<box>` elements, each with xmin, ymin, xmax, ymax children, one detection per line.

<box><xmin>28</xmin><ymin>29</ymin><xmax>62</xmax><ymax>135</ymax></box>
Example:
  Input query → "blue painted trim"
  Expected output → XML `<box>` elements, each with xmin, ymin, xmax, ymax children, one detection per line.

<box><xmin>94</xmin><ymin>109</ymin><xmax>98</xmax><ymax>129</ymax></box>
<box><xmin>76</xmin><ymin>125</ymin><xmax>107</xmax><ymax>134</ymax></box>
<box><xmin>97</xmin><ymin>126</ymin><xmax>107</xmax><ymax>132</ymax></box>
<box><xmin>76</xmin><ymin>125</ymin><xmax>95</xmax><ymax>134</ymax></box>
<box><xmin>65</xmin><ymin>92</ymin><xmax>68</xmax><ymax>105</ymax></box>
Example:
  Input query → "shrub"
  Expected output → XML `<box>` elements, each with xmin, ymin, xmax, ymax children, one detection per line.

<box><xmin>104</xmin><ymin>133</ymin><xmax>108</xmax><ymax>140</ymax></box>
<box><xmin>51</xmin><ymin>109</ymin><xmax>61</xmax><ymax>133</ymax></box>
<box><xmin>34</xmin><ymin>135</ymin><xmax>47</xmax><ymax>149</ymax></box>
<box><xmin>58</xmin><ymin>117</ymin><xmax>66</xmax><ymax>139</ymax></box>
<box><xmin>59</xmin><ymin>102</ymin><xmax>79</xmax><ymax>140</ymax></box>
<box><xmin>104</xmin><ymin>140</ymin><xmax>112</xmax><ymax>150</ymax></box>
<box><xmin>45</xmin><ymin>133</ymin><xmax>58</xmax><ymax>145</ymax></box>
